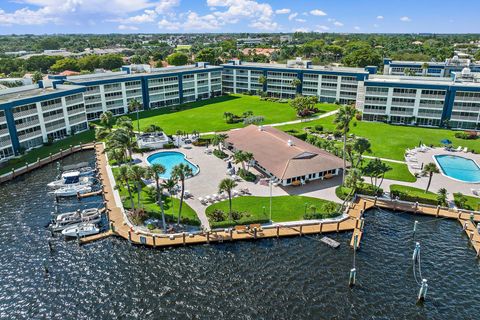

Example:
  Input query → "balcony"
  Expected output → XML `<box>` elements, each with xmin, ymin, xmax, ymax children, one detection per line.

<box><xmin>43</xmin><ymin>113</ymin><xmax>64</xmax><ymax>123</ymax></box>
<box><xmin>420</xmin><ymin>94</ymin><xmax>445</xmax><ymax>100</ymax></box>
<box><xmin>390</xmin><ymin>110</ymin><xmax>414</xmax><ymax>116</ymax></box>
<box><xmin>392</xmin><ymin>92</ymin><xmax>416</xmax><ymax>98</ymax></box>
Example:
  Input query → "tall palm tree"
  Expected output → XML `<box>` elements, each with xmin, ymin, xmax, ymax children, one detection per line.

<box><xmin>107</xmin><ymin>129</ymin><xmax>136</xmax><ymax>159</ymax></box>
<box><xmin>128</xmin><ymin>98</ymin><xmax>142</xmax><ymax>133</ymax></box>
<box><xmin>116</xmin><ymin>165</ymin><xmax>135</xmax><ymax>211</ymax></box>
<box><xmin>116</xmin><ymin>116</ymin><xmax>134</xmax><ymax>137</ymax></box>
<box><xmin>147</xmin><ymin>164</ymin><xmax>167</xmax><ymax>231</ymax></box>
<box><xmin>218</xmin><ymin>178</ymin><xmax>238</xmax><ymax>221</ymax></box>
<box><xmin>437</xmin><ymin>188</ymin><xmax>448</xmax><ymax>206</ymax></box>
<box><xmin>171</xmin><ymin>163</ymin><xmax>193</xmax><ymax>225</ymax></box>
<box><xmin>99</xmin><ymin>111</ymin><xmax>115</xmax><ymax>130</ymax></box>
<box><xmin>211</xmin><ymin>133</ymin><xmax>227</xmax><ymax>152</ymax></box>
<box><xmin>334</xmin><ymin>105</ymin><xmax>358</xmax><ymax>184</ymax></box>
<box><xmin>128</xmin><ymin>165</ymin><xmax>147</xmax><ymax>207</ymax></box>
<box><xmin>422</xmin><ymin>162</ymin><xmax>440</xmax><ymax>193</ymax></box>
<box><xmin>162</xmin><ymin>178</ymin><xmax>177</xmax><ymax>216</ymax></box>
<box><xmin>107</xmin><ymin>147</ymin><xmax>126</xmax><ymax>165</ymax></box>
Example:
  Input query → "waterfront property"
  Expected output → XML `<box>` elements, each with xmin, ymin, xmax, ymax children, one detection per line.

<box><xmin>383</xmin><ymin>56</ymin><xmax>480</xmax><ymax>77</ymax></box>
<box><xmin>146</xmin><ymin>151</ymin><xmax>199</xmax><ymax>179</ymax></box>
<box><xmin>225</xmin><ymin>125</ymin><xmax>345</xmax><ymax>186</ymax></box>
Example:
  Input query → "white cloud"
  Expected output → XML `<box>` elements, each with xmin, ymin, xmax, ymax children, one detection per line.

<box><xmin>293</xmin><ymin>27</ymin><xmax>309</xmax><ymax>33</ymax></box>
<box><xmin>377</xmin><ymin>15</ymin><xmax>384</xmax><ymax>20</ymax></box>
<box><xmin>315</xmin><ymin>25</ymin><xmax>330</xmax><ymax>31</ymax></box>
<box><xmin>249</xmin><ymin>20</ymin><xmax>278</xmax><ymax>31</ymax></box>
<box><xmin>288</xmin><ymin>12</ymin><xmax>298</xmax><ymax>21</ymax></box>
<box><xmin>158</xmin><ymin>18</ymin><xmax>180</xmax><ymax>30</ymax></box>
<box><xmin>295</xmin><ymin>18</ymin><xmax>306</xmax><ymax>23</ymax></box>
<box><xmin>400</xmin><ymin>16</ymin><xmax>411</xmax><ymax>22</ymax></box>
<box><xmin>275</xmin><ymin>8</ymin><xmax>291</xmax><ymax>14</ymax></box>
<box><xmin>310</xmin><ymin>9</ymin><xmax>327</xmax><ymax>16</ymax></box>
<box><xmin>373</xmin><ymin>23</ymin><xmax>379</xmax><ymax>28</ymax></box>
<box><xmin>333</xmin><ymin>21</ymin><xmax>343</xmax><ymax>27</ymax></box>
<box><xmin>118</xmin><ymin>24</ymin><xmax>139</xmax><ymax>30</ymax></box>
<box><xmin>354</xmin><ymin>26</ymin><xmax>361</xmax><ymax>31</ymax></box>
<box><xmin>155</xmin><ymin>0</ymin><xmax>180</xmax><ymax>13</ymax></box>
<box><xmin>0</xmin><ymin>8</ymin><xmax>59</xmax><ymax>26</ymax></box>
<box><xmin>183</xmin><ymin>11</ymin><xmax>222</xmax><ymax>30</ymax></box>
<box><xmin>114</xmin><ymin>9</ymin><xmax>157</xmax><ymax>24</ymax></box>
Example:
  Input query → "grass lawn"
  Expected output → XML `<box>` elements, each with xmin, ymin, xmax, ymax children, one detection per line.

<box><xmin>114</xmin><ymin>177</ymin><xmax>199</xmax><ymax>225</ymax></box>
<box><xmin>362</xmin><ymin>159</ymin><xmax>416</xmax><ymax>183</ymax></box>
<box><xmin>390</xmin><ymin>184</ymin><xmax>439</xmax><ymax>205</ymax></box>
<box><xmin>123</xmin><ymin>94</ymin><xmax>338</xmax><ymax>134</ymax></box>
<box><xmin>453</xmin><ymin>193</ymin><xmax>480</xmax><ymax>211</ymax></box>
<box><xmin>0</xmin><ymin>130</ymin><xmax>95</xmax><ymax>176</ymax></box>
<box><xmin>278</xmin><ymin>116</ymin><xmax>480</xmax><ymax>161</ymax></box>
<box><xmin>205</xmin><ymin>195</ymin><xmax>340</xmax><ymax>228</ymax></box>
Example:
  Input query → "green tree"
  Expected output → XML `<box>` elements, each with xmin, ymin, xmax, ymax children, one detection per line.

<box><xmin>50</xmin><ymin>58</ymin><xmax>80</xmax><ymax>72</ymax></box>
<box><xmin>422</xmin><ymin>162</ymin><xmax>440</xmax><ymax>193</ymax></box>
<box><xmin>195</xmin><ymin>48</ymin><xmax>219</xmax><ymax>65</ymax></box>
<box><xmin>334</xmin><ymin>105</ymin><xmax>358</xmax><ymax>184</ymax></box>
<box><xmin>167</xmin><ymin>52</ymin><xmax>189</xmax><ymax>66</ymax></box>
<box><xmin>147</xmin><ymin>164</ymin><xmax>167</xmax><ymax>231</ymax></box>
<box><xmin>437</xmin><ymin>188</ymin><xmax>448</xmax><ymax>206</ymax></box>
<box><xmin>211</xmin><ymin>133</ymin><xmax>227</xmax><ymax>151</ymax></box>
<box><xmin>344</xmin><ymin>168</ymin><xmax>364</xmax><ymax>193</ymax></box>
<box><xmin>78</xmin><ymin>55</ymin><xmax>101</xmax><ymax>71</ymax></box>
<box><xmin>128</xmin><ymin>165</ymin><xmax>147</xmax><ymax>208</ymax></box>
<box><xmin>116</xmin><ymin>165</ymin><xmax>135</xmax><ymax>211</ymax></box>
<box><xmin>343</xmin><ymin>47</ymin><xmax>382</xmax><ymax>67</ymax></box>
<box><xmin>95</xmin><ymin>111</ymin><xmax>115</xmax><ymax>140</ymax></box>
<box><xmin>128</xmin><ymin>98</ymin><xmax>142</xmax><ymax>133</ymax></box>
<box><xmin>346</xmin><ymin>137</ymin><xmax>371</xmax><ymax>168</ymax></box>
<box><xmin>363</xmin><ymin>158</ymin><xmax>391</xmax><ymax>192</ymax></box>
<box><xmin>171</xmin><ymin>163</ymin><xmax>193</xmax><ymax>225</ymax></box>
<box><xmin>99</xmin><ymin>54</ymin><xmax>124</xmax><ymax>70</ymax></box>
<box><xmin>218</xmin><ymin>178</ymin><xmax>238</xmax><ymax>221</ymax></box>
<box><xmin>24</xmin><ymin>55</ymin><xmax>59</xmax><ymax>73</ymax></box>
<box><xmin>32</xmin><ymin>71</ymin><xmax>43</xmax><ymax>83</ymax></box>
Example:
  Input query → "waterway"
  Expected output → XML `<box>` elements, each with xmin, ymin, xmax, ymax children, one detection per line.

<box><xmin>0</xmin><ymin>151</ymin><xmax>479</xmax><ymax>319</ymax></box>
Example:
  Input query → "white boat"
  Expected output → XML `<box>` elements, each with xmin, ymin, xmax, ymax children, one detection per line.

<box><xmin>61</xmin><ymin>223</ymin><xmax>100</xmax><ymax>237</ymax></box>
<box><xmin>62</xmin><ymin>166</ymin><xmax>95</xmax><ymax>178</ymax></box>
<box><xmin>51</xmin><ymin>208</ymin><xmax>102</xmax><ymax>231</ymax></box>
<box><xmin>48</xmin><ymin>171</ymin><xmax>93</xmax><ymax>189</ymax></box>
<box><xmin>51</xmin><ymin>185</ymin><xmax>92</xmax><ymax>197</ymax></box>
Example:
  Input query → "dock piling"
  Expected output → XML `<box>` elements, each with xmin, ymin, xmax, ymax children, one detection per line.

<box><xmin>276</xmin><ymin>226</ymin><xmax>280</xmax><ymax>238</ymax></box>
<box><xmin>417</xmin><ymin>279</ymin><xmax>428</xmax><ymax>303</ymax></box>
<box><xmin>183</xmin><ymin>232</ymin><xmax>186</xmax><ymax>245</ymax></box>
<box><xmin>349</xmin><ymin>268</ymin><xmax>356</xmax><ymax>287</ymax></box>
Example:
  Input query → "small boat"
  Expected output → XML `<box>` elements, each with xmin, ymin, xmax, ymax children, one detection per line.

<box><xmin>61</xmin><ymin>162</ymin><xmax>96</xmax><ymax>177</ymax></box>
<box><xmin>61</xmin><ymin>223</ymin><xmax>100</xmax><ymax>237</ymax></box>
<box><xmin>51</xmin><ymin>208</ymin><xmax>101</xmax><ymax>231</ymax></box>
<box><xmin>62</xmin><ymin>166</ymin><xmax>95</xmax><ymax>178</ymax></box>
<box><xmin>51</xmin><ymin>185</ymin><xmax>92</xmax><ymax>197</ymax></box>
<box><xmin>48</xmin><ymin>171</ymin><xmax>93</xmax><ymax>189</ymax></box>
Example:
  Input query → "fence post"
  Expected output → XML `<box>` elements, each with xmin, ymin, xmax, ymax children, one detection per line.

<box><xmin>436</xmin><ymin>205</ymin><xmax>440</xmax><ymax>217</ymax></box>
<box><xmin>319</xmin><ymin>223</ymin><xmax>323</xmax><ymax>234</ymax></box>
<box><xmin>336</xmin><ymin>221</ymin><xmax>340</xmax><ymax>232</ymax></box>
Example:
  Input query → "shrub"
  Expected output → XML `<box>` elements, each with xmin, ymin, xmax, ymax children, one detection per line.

<box><xmin>244</xmin><ymin>115</ymin><xmax>265</xmax><ymax>125</ymax></box>
<box><xmin>129</xmin><ymin>209</ymin><xmax>148</xmax><ymax>225</ymax></box>
<box><xmin>314</xmin><ymin>125</ymin><xmax>324</xmax><ymax>132</ymax></box>
<box><xmin>455</xmin><ymin>131</ymin><xmax>478</xmax><ymax>140</ymax></box>
<box><xmin>390</xmin><ymin>185</ymin><xmax>438</xmax><ymax>206</ymax></box>
<box><xmin>336</xmin><ymin>184</ymin><xmax>383</xmax><ymax>200</ymax></box>
<box><xmin>207</xmin><ymin>209</ymin><xmax>226</xmax><ymax>222</ymax></box>
<box><xmin>333</xmin><ymin>131</ymin><xmax>343</xmax><ymax>139</ymax></box>
<box><xmin>147</xmin><ymin>224</ymin><xmax>155</xmax><ymax>230</ymax></box>
<box><xmin>213</xmin><ymin>149</ymin><xmax>228</xmax><ymax>159</ymax></box>
<box><xmin>231</xmin><ymin>210</ymin><xmax>245</xmax><ymax>221</ymax></box>
<box><xmin>238</xmin><ymin>168</ymin><xmax>256</xmax><ymax>182</ymax></box>
<box><xmin>453</xmin><ymin>192</ymin><xmax>468</xmax><ymax>209</ymax></box>
<box><xmin>192</xmin><ymin>138</ymin><xmax>210</xmax><ymax>147</ymax></box>
<box><xmin>163</xmin><ymin>142</ymin><xmax>175</xmax><ymax>149</ymax></box>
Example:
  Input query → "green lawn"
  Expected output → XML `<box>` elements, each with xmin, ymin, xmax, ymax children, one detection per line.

<box><xmin>453</xmin><ymin>193</ymin><xmax>480</xmax><ymax>211</ymax></box>
<box><xmin>278</xmin><ymin>116</ymin><xmax>480</xmax><ymax>161</ymax></box>
<box><xmin>124</xmin><ymin>94</ymin><xmax>338</xmax><ymax>134</ymax></box>
<box><xmin>362</xmin><ymin>159</ymin><xmax>416</xmax><ymax>183</ymax></box>
<box><xmin>0</xmin><ymin>130</ymin><xmax>95</xmax><ymax>176</ymax></box>
<box><xmin>114</xmin><ymin>178</ymin><xmax>199</xmax><ymax>226</ymax></box>
<box><xmin>390</xmin><ymin>184</ymin><xmax>439</xmax><ymax>205</ymax></box>
<box><xmin>205</xmin><ymin>195</ymin><xmax>340</xmax><ymax>228</ymax></box>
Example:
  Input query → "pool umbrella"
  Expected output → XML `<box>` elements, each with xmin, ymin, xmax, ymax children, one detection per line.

<box><xmin>440</xmin><ymin>139</ymin><xmax>452</xmax><ymax>145</ymax></box>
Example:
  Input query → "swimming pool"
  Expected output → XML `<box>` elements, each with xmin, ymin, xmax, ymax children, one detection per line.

<box><xmin>147</xmin><ymin>151</ymin><xmax>199</xmax><ymax>179</ymax></box>
<box><xmin>434</xmin><ymin>155</ymin><xmax>480</xmax><ymax>183</ymax></box>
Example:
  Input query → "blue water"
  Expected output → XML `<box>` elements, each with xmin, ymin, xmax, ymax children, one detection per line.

<box><xmin>435</xmin><ymin>155</ymin><xmax>480</xmax><ymax>183</ymax></box>
<box><xmin>147</xmin><ymin>151</ymin><xmax>199</xmax><ymax>179</ymax></box>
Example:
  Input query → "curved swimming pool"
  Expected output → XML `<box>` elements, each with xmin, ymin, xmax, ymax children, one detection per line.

<box><xmin>147</xmin><ymin>151</ymin><xmax>199</xmax><ymax>179</ymax></box>
<box><xmin>434</xmin><ymin>154</ymin><xmax>480</xmax><ymax>183</ymax></box>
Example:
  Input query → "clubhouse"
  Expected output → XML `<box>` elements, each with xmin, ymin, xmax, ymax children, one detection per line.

<box><xmin>225</xmin><ymin>125</ymin><xmax>345</xmax><ymax>186</ymax></box>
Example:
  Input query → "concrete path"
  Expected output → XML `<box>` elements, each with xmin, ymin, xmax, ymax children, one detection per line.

<box><xmin>363</xmin><ymin>155</ymin><xmax>406</xmax><ymax>164</ymax></box>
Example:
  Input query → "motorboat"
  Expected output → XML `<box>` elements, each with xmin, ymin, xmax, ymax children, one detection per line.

<box><xmin>61</xmin><ymin>223</ymin><xmax>100</xmax><ymax>237</ymax></box>
<box><xmin>48</xmin><ymin>171</ymin><xmax>93</xmax><ymax>189</ymax></box>
<box><xmin>51</xmin><ymin>185</ymin><xmax>92</xmax><ymax>197</ymax></box>
<box><xmin>60</xmin><ymin>162</ymin><xmax>96</xmax><ymax>177</ymax></box>
<box><xmin>51</xmin><ymin>208</ymin><xmax>102</xmax><ymax>231</ymax></box>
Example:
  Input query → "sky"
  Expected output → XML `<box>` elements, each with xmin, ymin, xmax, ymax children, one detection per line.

<box><xmin>0</xmin><ymin>0</ymin><xmax>479</xmax><ymax>35</ymax></box>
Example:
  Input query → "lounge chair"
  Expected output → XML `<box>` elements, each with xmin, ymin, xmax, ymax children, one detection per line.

<box><xmin>463</xmin><ymin>147</ymin><xmax>468</xmax><ymax>152</ymax></box>
<box><xmin>232</xmin><ymin>190</ymin><xmax>240</xmax><ymax>197</ymax></box>
<box><xmin>455</xmin><ymin>146</ymin><xmax>462</xmax><ymax>152</ymax></box>
<box><xmin>471</xmin><ymin>189</ymin><xmax>480</xmax><ymax>196</ymax></box>
<box><xmin>410</xmin><ymin>164</ymin><xmax>421</xmax><ymax>169</ymax></box>
<box><xmin>406</xmin><ymin>157</ymin><xmax>418</xmax><ymax>163</ymax></box>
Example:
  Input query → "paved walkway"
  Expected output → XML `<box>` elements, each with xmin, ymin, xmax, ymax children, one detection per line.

<box><xmin>363</xmin><ymin>155</ymin><xmax>406</xmax><ymax>164</ymax></box>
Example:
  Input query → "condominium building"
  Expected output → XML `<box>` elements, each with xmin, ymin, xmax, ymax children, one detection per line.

<box><xmin>358</xmin><ymin>69</ymin><xmax>480</xmax><ymax>129</ymax></box>
<box><xmin>221</xmin><ymin>58</ymin><xmax>370</xmax><ymax>105</ymax></box>
<box><xmin>0</xmin><ymin>82</ymin><xmax>87</xmax><ymax>161</ymax></box>
<box><xmin>383</xmin><ymin>56</ymin><xmax>480</xmax><ymax>77</ymax></box>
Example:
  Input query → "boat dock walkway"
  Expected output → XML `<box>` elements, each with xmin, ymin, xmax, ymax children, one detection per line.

<box><xmin>86</xmin><ymin>143</ymin><xmax>480</xmax><ymax>258</ymax></box>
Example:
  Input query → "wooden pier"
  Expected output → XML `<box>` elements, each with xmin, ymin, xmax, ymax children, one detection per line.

<box><xmin>87</xmin><ymin>142</ymin><xmax>480</xmax><ymax>257</ymax></box>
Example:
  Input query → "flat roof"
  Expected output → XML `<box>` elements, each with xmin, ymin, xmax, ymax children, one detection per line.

<box><xmin>0</xmin><ymin>84</ymin><xmax>84</xmax><ymax>104</ymax></box>
<box><xmin>222</xmin><ymin>61</ymin><xmax>367</xmax><ymax>74</ymax></box>
<box><xmin>367</xmin><ymin>75</ymin><xmax>480</xmax><ymax>88</ymax></box>
<box><xmin>226</xmin><ymin>125</ymin><xmax>345</xmax><ymax>180</ymax></box>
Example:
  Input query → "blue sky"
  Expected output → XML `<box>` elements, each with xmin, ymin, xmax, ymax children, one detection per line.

<box><xmin>0</xmin><ymin>0</ymin><xmax>478</xmax><ymax>34</ymax></box>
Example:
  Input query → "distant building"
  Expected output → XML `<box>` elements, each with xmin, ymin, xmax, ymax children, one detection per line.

<box><xmin>237</xmin><ymin>38</ymin><xmax>264</xmax><ymax>46</ymax></box>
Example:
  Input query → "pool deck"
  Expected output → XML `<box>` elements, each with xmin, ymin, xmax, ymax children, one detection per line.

<box><xmin>81</xmin><ymin>143</ymin><xmax>480</xmax><ymax>258</ymax></box>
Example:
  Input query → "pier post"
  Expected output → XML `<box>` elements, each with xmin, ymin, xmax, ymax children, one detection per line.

<box><xmin>417</xmin><ymin>279</ymin><xmax>428</xmax><ymax>303</ymax></box>
<box><xmin>355</xmin><ymin>219</ymin><xmax>359</xmax><ymax>229</ymax></box>
<box><xmin>254</xmin><ymin>228</ymin><xmax>257</xmax><ymax>239</ymax></box>
<box><xmin>110</xmin><ymin>222</ymin><xmax>115</xmax><ymax>232</ymax></box>
<box><xmin>153</xmin><ymin>236</ymin><xmax>156</xmax><ymax>247</ymax></box>
<box><xmin>470</xmin><ymin>231</ymin><xmax>474</xmax><ymax>242</ymax></box>
<box><xmin>353</xmin><ymin>234</ymin><xmax>358</xmax><ymax>252</ymax></box>
<box><xmin>374</xmin><ymin>196</ymin><xmax>377</xmax><ymax>206</ymax></box>
<box><xmin>360</xmin><ymin>209</ymin><xmax>364</xmax><ymax>218</ymax></box>
<box><xmin>393</xmin><ymin>199</ymin><xmax>396</xmax><ymax>211</ymax></box>
<box><xmin>183</xmin><ymin>232</ymin><xmax>186</xmax><ymax>245</ymax></box>
<box><xmin>336</xmin><ymin>222</ymin><xmax>340</xmax><ymax>232</ymax></box>
<box><xmin>60</xmin><ymin>149</ymin><xmax>63</xmax><ymax>157</ymax></box>
<box><xmin>49</xmin><ymin>153</ymin><xmax>52</xmax><ymax>161</ymax></box>
<box><xmin>363</xmin><ymin>201</ymin><xmax>366</xmax><ymax>210</ymax></box>
<box><xmin>276</xmin><ymin>226</ymin><xmax>280</xmax><ymax>238</ymax></box>
<box><xmin>299</xmin><ymin>225</ymin><xmax>303</xmax><ymax>236</ymax></box>
<box><xmin>360</xmin><ymin>218</ymin><xmax>365</xmax><ymax>231</ymax></box>
<box><xmin>349</xmin><ymin>268</ymin><xmax>356</xmax><ymax>287</ymax></box>
<box><xmin>415</xmin><ymin>202</ymin><xmax>418</xmax><ymax>214</ymax></box>
<box><xmin>413</xmin><ymin>221</ymin><xmax>418</xmax><ymax>235</ymax></box>
<box><xmin>470</xmin><ymin>213</ymin><xmax>474</xmax><ymax>223</ymax></box>
<box><xmin>206</xmin><ymin>231</ymin><xmax>210</xmax><ymax>244</ymax></box>
<box><xmin>229</xmin><ymin>228</ymin><xmax>233</xmax><ymax>241</ymax></box>
<box><xmin>436</xmin><ymin>205</ymin><xmax>440</xmax><ymax>217</ymax></box>
<box><xmin>128</xmin><ymin>231</ymin><xmax>132</xmax><ymax>243</ymax></box>
<box><xmin>319</xmin><ymin>223</ymin><xmax>322</xmax><ymax>234</ymax></box>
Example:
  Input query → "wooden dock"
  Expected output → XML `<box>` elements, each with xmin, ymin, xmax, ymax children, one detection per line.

<box><xmin>79</xmin><ymin>229</ymin><xmax>114</xmax><ymax>244</ymax></box>
<box><xmin>458</xmin><ymin>219</ymin><xmax>480</xmax><ymax>257</ymax></box>
<box><xmin>0</xmin><ymin>143</ymin><xmax>96</xmax><ymax>184</ymax></box>
<box><xmin>77</xmin><ymin>190</ymin><xmax>103</xmax><ymax>199</ymax></box>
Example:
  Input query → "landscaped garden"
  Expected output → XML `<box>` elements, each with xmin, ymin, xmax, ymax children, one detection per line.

<box><xmin>278</xmin><ymin>114</ymin><xmax>480</xmax><ymax>161</ymax></box>
<box><xmin>122</xmin><ymin>94</ymin><xmax>338</xmax><ymax>134</ymax></box>
<box><xmin>205</xmin><ymin>195</ymin><xmax>341</xmax><ymax>228</ymax></box>
<box><xmin>389</xmin><ymin>184</ymin><xmax>440</xmax><ymax>206</ymax></box>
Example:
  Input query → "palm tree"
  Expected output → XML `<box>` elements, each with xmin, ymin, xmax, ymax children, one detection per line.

<box><xmin>106</xmin><ymin>129</ymin><xmax>136</xmax><ymax>159</ymax></box>
<box><xmin>95</xmin><ymin>111</ymin><xmax>115</xmax><ymax>140</ymax></box>
<box><xmin>175</xmin><ymin>130</ymin><xmax>183</xmax><ymax>146</ymax></box>
<box><xmin>147</xmin><ymin>164</ymin><xmax>167</xmax><ymax>231</ymax></box>
<box><xmin>218</xmin><ymin>178</ymin><xmax>238</xmax><ymax>221</ymax></box>
<box><xmin>291</xmin><ymin>78</ymin><xmax>301</xmax><ymax>91</ymax></box>
<box><xmin>107</xmin><ymin>147</ymin><xmax>126</xmax><ymax>165</ymax></box>
<box><xmin>116</xmin><ymin>116</ymin><xmax>134</xmax><ymax>136</ymax></box>
<box><xmin>162</xmin><ymin>178</ymin><xmax>177</xmax><ymax>216</ymax></box>
<box><xmin>211</xmin><ymin>133</ymin><xmax>227</xmax><ymax>151</ymax></box>
<box><xmin>171</xmin><ymin>163</ymin><xmax>193</xmax><ymax>225</ymax></box>
<box><xmin>258</xmin><ymin>75</ymin><xmax>267</xmax><ymax>88</ymax></box>
<box><xmin>422</xmin><ymin>162</ymin><xmax>440</xmax><ymax>193</ymax></box>
<box><xmin>437</xmin><ymin>188</ymin><xmax>448</xmax><ymax>206</ymax></box>
<box><xmin>334</xmin><ymin>105</ymin><xmax>358</xmax><ymax>184</ymax></box>
<box><xmin>128</xmin><ymin>165</ymin><xmax>147</xmax><ymax>208</ymax></box>
<box><xmin>145</xmin><ymin>124</ymin><xmax>163</xmax><ymax>133</ymax></box>
<box><xmin>128</xmin><ymin>98</ymin><xmax>142</xmax><ymax>133</ymax></box>
<box><xmin>116</xmin><ymin>165</ymin><xmax>135</xmax><ymax>211</ymax></box>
